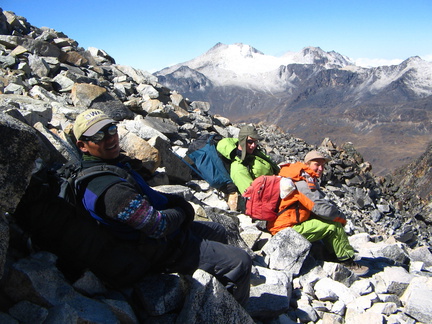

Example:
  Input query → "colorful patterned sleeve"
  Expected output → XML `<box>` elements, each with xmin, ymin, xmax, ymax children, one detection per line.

<box><xmin>101</xmin><ymin>181</ymin><xmax>168</xmax><ymax>238</ymax></box>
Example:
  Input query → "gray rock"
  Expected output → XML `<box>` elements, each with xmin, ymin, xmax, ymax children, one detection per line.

<box><xmin>102</xmin><ymin>299</ymin><xmax>139</xmax><ymax>324</ymax></box>
<box><xmin>0</xmin><ymin>112</ymin><xmax>40</xmax><ymax>213</ymax></box>
<box><xmin>204</xmin><ymin>206</ymin><xmax>253</xmax><ymax>254</ymax></box>
<box><xmin>124</xmin><ymin>115</ymin><xmax>169</xmax><ymax>141</ymax></box>
<box><xmin>262</xmin><ymin>227</ymin><xmax>311</xmax><ymax>277</ymax></box>
<box><xmin>0</xmin><ymin>95</ymin><xmax>51</xmax><ymax>126</ymax></box>
<box><xmin>43</xmin><ymin>303</ymin><xmax>79</xmax><ymax>324</ymax></box>
<box><xmin>72</xmin><ymin>270</ymin><xmax>107</xmax><ymax>297</ymax></box>
<box><xmin>8</xmin><ymin>300</ymin><xmax>49</xmax><ymax>323</ymax></box>
<box><xmin>140</xmin><ymin>116</ymin><xmax>180</xmax><ymax>139</ymax></box>
<box><xmin>322</xmin><ymin>262</ymin><xmax>357</xmax><ymax>287</ymax></box>
<box><xmin>0</xmin><ymin>212</ymin><xmax>9</xmax><ymax>280</ymax></box>
<box><xmin>52</xmin><ymin>73</ymin><xmax>75</xmax><ymax>92</ymax></box>
<box><xmin>295</xmin><ymin>302</ymin><xmax>319</xmax><ymax>323</ymax></box>
<box><xmin>28</xmin><ymin>54</ymin><xmax>50</xmax><ymax>78</ymax></box>
<box><xmin>368</xmin><ymin>302</ymin><xmax>398</xmax><ymax>316</ymax></box>
<box><xmin>114</xmin><ymin>64</ymin><xmax>157</xmax><ymax>85</ymax></box>
<box><xmin>3</xmin><ymin>252</ymin><xmax>78</xmax><ymax>307</ymax></box>
<box><xmin>400</xmin><ymin>276</ymin><xmax>432</xmax><ymax>323</ymax></box>
<box><xmin>176</xmin><ymin>270</ymin><xmax>254</xmax><ymax>324</ymax></box>
<box><xmin>314</xmin><ymin>277</ymin><xmax>358</xmax><ymax>304</ymax></box>
<box><xmin>134</xmin><ymin>273</ymin><xmax>187</xmax><ymax>317</ymax></box>
<box><xmin>0</xmin><ymin>54</ymin><xmax>17</xmax><ymax>68</ymax></box>
<box><xmin>247</xmin><ymin>266</ymin><xmax>291</xmax><ymax>318</ymax></box>
<box><xmin>4</xmin><ymin>82</ymin><xmax>24</xmax><ymax>94</ymax></box>
<box><xmin>62</xmin><ymin>296</ymin><xmax>119</xmax><ymax>324</ymax></box>
<box><xmin>408</xmin><ymin>245</ymin><xmax>432</xmax><ymax>267</ymax></box>
<box><xmin>375</xmin><ymin>266</ymin><xmax>413</xmax><ymax>296</ymax></box>
<box><xmin>150</xmin><ymin>135</ymin><xmax>191</xmax><ymax>183</ymax></box>
<box><xmin>136</xmin><ymin>83</ymin><xmax>159</xmax><ymax>98</ymax></box>
<box><xmin>0</xmin><ymin>312</ymin><xmax>19</xmax><ymax>324</ymax></box>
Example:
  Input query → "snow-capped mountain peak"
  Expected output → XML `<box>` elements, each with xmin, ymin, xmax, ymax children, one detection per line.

<box><xmin>156</xmin><ymin>43</ymin><xmax>432</xmax><ymax>97</ymax></box>
<box><xmin>157</xmin><ymin>43</ymin><xmax>354</xmax><ymax>90</ymax></box>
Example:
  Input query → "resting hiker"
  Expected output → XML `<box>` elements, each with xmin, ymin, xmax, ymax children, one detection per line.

<box><xmin>73</xmin><ymin>109</ymin><xmax>252</xmax><ymax>305</ymax></box>
<box><xmin>267</xmin><ymin>150</ymin><xmax>369</xmax><ymax>276</ymax></box>
<box><xmin>217</xmin><ymin>125</ymin><xmax>279</xmax><ymax>209</ymax></box>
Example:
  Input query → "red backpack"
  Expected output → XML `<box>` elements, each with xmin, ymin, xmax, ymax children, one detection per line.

<box><xmin>242</xmin><ymin>175</ymin><xmax>279</xmax><ymax>221</ymax></box>
<box><xmin>243</xmin><ymin>175</ymin><xmax>296</xmax><ymax>221</ymax></box>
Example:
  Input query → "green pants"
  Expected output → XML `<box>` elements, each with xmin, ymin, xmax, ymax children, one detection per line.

<box><xmin>293</xmin><ymin>218</ymin><xmax>354</xmax><ymax>261</ymax></box>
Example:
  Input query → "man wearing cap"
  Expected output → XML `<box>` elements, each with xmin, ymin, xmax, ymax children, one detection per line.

<box><xmin>267</xmin><ymin>150</ymin><xmax>369</xmax><ymax>276</ymax></box>
<box><xmin>217</xmin><ymin>124</ymin><xmax>279</xmax><ymax>195</ymax></box>
<box><xmin>73</xmin><ymin>109</ymin><xmax>252</xmax><ymax>305</ymax></box>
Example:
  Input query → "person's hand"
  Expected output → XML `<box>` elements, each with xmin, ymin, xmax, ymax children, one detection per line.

<box><xmin>223</xmin><ymin>182</ymin><xmax>238</xmax><ymax>194</ymax></box>
<box><xmin>334</xmin><ymin>216</ymin><xmax>347</xmax><ymax>226</ymax></box>
<box><xmin>164</xmin><ymin>193</ymin><xmax>195</xmax><ymax>228</ymax></box>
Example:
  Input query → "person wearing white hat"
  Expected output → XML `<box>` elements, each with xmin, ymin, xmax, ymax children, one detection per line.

<box><xmin>268</xmin><ymin>150</ymin><xmax>369</xmax><ymax>276</ymax></box>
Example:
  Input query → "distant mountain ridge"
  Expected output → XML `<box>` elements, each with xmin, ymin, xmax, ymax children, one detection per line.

<box><xmin>157</xmin><ymin>43</ymin><xmax>355</xmax><ymax>91</ymax></box>
<box><xmin>155</xmin><ymin>43</ymin><xmax>432</xmax><ymax>175</ymax></box>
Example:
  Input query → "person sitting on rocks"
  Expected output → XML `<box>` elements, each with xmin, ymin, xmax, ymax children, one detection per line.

<box><xmin>267</xmin><ymin>150</ymin><xmax>369</xmax><ymax>276</ymax></box>
<box><xmin>73</xmin><ymin>109</ymin><xmax>252</xmax><ymax>305</ymax></box>
<box><xmin>217</xmin><ymin>124</ymin><xmax>280</xmax><ymax>210</ymax></box>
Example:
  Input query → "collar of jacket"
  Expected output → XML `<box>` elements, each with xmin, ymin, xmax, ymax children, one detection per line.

<box><xmin>279</xmin><ymin>162</ymin><xmax>320</xmax><ymax>181</ymax></box>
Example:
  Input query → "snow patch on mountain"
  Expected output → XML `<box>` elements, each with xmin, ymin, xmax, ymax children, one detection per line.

<box><xmin>156</xmin><ymin>43</ymin><xmax>355</xmax><ymax>91</ymax></box>
<box><xmin>363</xmin><ymin>57</ymin><xmax>432</xmax><ymax>96</ymax></box>
<box><xmin>156</xmin><ymin>43</ymin><xmax>432</xmax><ymax>97</ymax></box>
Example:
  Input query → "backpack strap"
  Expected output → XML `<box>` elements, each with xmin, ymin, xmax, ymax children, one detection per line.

<box><xmin>76</xmin><ymin>162</ymin><xmax>169</xmax><ymax>209</ymax></box>
<box><xmin>277</xmin><ymin>201</ymin><xmax>300</xmax><ymax>220</ymax></box>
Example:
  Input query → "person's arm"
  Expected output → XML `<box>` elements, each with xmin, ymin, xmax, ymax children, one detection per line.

<box><xmin>99</xmin><ymin>181</ymin><xmax>187</xmax><ymax>238</ymax></box>
<box><xmin>296</xmin><ymin>180</ymin><xmax>347</xmax><ymax>225</ymax></box>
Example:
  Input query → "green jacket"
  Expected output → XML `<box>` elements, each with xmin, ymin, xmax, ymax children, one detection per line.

<box><xmin>217</xmin><ymin>138</ymin><xmax>279</xmax><ymax>193</ymax></box>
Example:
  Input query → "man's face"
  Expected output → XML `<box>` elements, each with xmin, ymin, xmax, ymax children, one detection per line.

<box><xmin>245</xmin><ymin>136</ymin><xmax>259</xmax><ymax>154</ymax></box>
<box><xmin>308</xmin><ymin>158</ymin><xmax>326</xmax><ymax>177</ymax></box>
<box><xmin>77</xmin><ymin>124</ymin><xmax>121</xmax><ymax>160</ymax></box>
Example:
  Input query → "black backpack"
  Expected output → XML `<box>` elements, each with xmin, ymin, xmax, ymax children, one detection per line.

<box><xmin>13</xmin><ymin>159</ymin><xmax>153</xmax><ymax>287</ymax></box>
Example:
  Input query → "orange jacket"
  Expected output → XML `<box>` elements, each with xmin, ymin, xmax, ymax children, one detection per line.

<box><xmin>267</xmin><ymin>162</ymin><xmax>315</xmax><ymax>234</ymax></box>
<box><xmin>267</xmin><ymin>162</ymin><xmax>346</xmax><ymax>235</ymax></box>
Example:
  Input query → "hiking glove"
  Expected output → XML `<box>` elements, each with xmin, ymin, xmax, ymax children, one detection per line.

<box><xmin>164</xmin><ymin>193</ymin><xmax>195</xmax><ymax>228</ymax></box>
<box><xmin>225</xmin><ymin>182</ymin><xmax>238</xmax><ymax>194</ymax></box>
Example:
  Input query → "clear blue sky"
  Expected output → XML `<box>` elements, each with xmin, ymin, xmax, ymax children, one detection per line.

<box><xmin>2</xmin><ymin>0</ymin><xmax>432</xmax><ymax>72</ymax></box>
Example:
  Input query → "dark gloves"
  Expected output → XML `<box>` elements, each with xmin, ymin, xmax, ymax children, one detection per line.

<box><xmin>164</xmin><ymin>193</ymin><xmax>195</xmax><ymax>228</ymax></box>
<box><xmin>219</xmin><ymin>182</ymin><xmax>238</xmax><ymax>194</ymax></box>
<box><xmin>160</xmin><ymin>207</ymin><xmax>187</xmax><ymax>235</ymax></box>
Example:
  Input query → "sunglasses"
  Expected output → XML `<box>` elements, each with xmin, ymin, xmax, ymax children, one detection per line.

<box><xmin>81</xmin><ymin>124</ymin><xmax>118</xmax><ymax>143</ymax></box>
<box><xmin>246</xmin><ymin>139</ymin><xmax>258</xmax><ymax>145</ymax></box>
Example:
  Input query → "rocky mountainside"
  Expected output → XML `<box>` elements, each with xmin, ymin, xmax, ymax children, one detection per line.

<box><xmin>1</xmin><ymin>8</ymin><xmax>432</xmax><ymax>323</ymax></box>
<box><xmin>155</xmin><ymin>43</ymin><xmax>432</xmax><ymax>176</ymax></box>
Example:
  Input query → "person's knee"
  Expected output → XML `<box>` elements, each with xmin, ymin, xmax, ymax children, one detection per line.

<box><xmin>237</xmin><ymin>248</ymin><xmax>252</xmax><ymax>273</ymax></box>
<box><xmin>225</xmin><ymin>246</ymin><xmax>252</xmax><ymax>277</ymax></box>
<box><xmin>326</xmin><ymin>222</ymin><xmax>338</xmax><ymax>233</ymax></box>
<box><xmin>212</xmin><ymin>222</ymin><xmax>229</xmax><ymax>244</ymax></box>
<box><xmin>213</xmin><ymin>222</ymin><xmax>228</xmax><ymax>236</ymax></box>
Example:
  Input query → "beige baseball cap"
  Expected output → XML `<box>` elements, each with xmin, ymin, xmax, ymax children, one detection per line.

<box><xmin>73</xmin><ymin>109</ymin><xmax>115</xmax><ymax>140</ymax></box>
<box><xmin>304</xmin><ymin>150</ymin><xmax>331</xmax><ymax>163</ymax></box>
